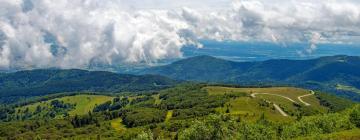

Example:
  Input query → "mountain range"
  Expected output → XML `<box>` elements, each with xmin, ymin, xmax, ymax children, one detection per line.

<box><xmin>1</xmin><ymin>55</ymin><xmax>359</xmax><ymax>102</ymax></box>
<box><xmin>141</xmin><ymin>55</ymin><xmax>360</xmax><ymax>101</ymax></box>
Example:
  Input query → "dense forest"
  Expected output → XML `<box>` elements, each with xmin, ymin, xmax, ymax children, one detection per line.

<box><xmin>0</xmin><ymin>69</ymin><xmax>178</xmax><ymax>104</ymax></box>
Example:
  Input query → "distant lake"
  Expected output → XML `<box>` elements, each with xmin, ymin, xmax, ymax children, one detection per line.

<box><xmin>181</xmin><ymin>41</ymin><xmax>360</xmax><ymax>62</ymax></box>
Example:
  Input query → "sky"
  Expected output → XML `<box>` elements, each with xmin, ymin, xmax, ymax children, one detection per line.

<box><xmin>0</xmin><ymin>0</ymin><xmax>360</xmax><ymax>70</ymax></box>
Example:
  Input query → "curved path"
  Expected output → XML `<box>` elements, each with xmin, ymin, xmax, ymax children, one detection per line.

<box><xmin>297</xmin><ymin>90</ymin><xmax>315</xmax><ymax>106</ymax></box>
<box><xmin>251</xmin><ymin>93</ymin><xmax>297</xmax><ymax>103</ymax></box>
<box><xmin>250</xmin><ymin>90</ymin><xmax>315</xmax><ymax>117</ymax></box>
<box><xmin>251</xmin><ymin>93</ymin><xmax>292</xmax><ymax>116</ymax></box>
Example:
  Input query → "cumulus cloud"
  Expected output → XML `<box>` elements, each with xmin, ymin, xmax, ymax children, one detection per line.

<box><xmin>0</xmin><ymin>0</ymin><xmax>359</xmax><ymax>70</ymax></box>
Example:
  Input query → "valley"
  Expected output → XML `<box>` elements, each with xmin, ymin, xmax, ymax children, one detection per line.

<box><xmin>1</xmin><ymin>0</ymin><xmax>359</xmax><ymax>139</ymax></box>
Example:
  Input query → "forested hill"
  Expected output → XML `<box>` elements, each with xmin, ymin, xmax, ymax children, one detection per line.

<box><xmin>141</xmin><ymin>55</ymin><xmax>360</xmax><ymax>101</ymax></box>
<box><xmin>0</xmin><ymin>69</ymin><xmax>178</xmax><ymax>98</ymax></box>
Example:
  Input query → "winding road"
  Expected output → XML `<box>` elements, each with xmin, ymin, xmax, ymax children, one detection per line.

<box><xmin>250</xmin><ymin>90</ymin><xmax>315</xmax><ymax>117</ymax></box>
<box><xmin>250</xmin><ymin>93</ymin><xmax>296</xmax><ymax>103</ymax></box>
<box><xmin>273</xmin><ymin>104</ymin><xmax>288</xmax><ymax>116</ymax></box>
<box><xmin>297</xmin><ymin>90</ymin><xmax>315</xmax><ymax>106</ymax></box>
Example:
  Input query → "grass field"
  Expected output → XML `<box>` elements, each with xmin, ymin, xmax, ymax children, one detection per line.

<box><xmin>256</xmin><ymin>94</ymin><xmax>298</xmax><ymax>113</ymax></box>
<box><xmin>61</xmin><ymin>95</ymin><xmax>114</xmax><ymax>115</ymax></box>
<box><xmin>153</xmin><ymin>94</ymin><xmax>162</xmax><ymax>105</ymax></box>
<box><xmin>205</xmin><ymin>86</ymin><xmax>328</xmax><ymax>121</ymax></box>
<box><xmin>216</xmin><ymin>96</ymin><xmax>292</xmax><ymax>122</ymax></box>
<box><xmin>165</xmin><ymin>110</ymin><xmax>173</xmax><ymax>122</ymax></box>
<box><xmin>205</xmin><ymin>86</ymin><xmax>312</xmax><ymax>102</ymax></box>
<box><xmin>17</xmin><ymin>94</ymin><xmax>114</xmax><ymax>116</ymax></box>
<box><xmin>111</xmin><ymin>118</ymin><xmax>126</xmax><ymax>132</ymax></box>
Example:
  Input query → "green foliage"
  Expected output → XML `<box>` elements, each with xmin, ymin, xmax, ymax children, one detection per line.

<box><xmin>349</xmin><ymin>105</ymin><xmax>360</xmax><ymax>128</ymax></box>
<box><xmin>71</xmin><ymin>112</ymin><xmax>99</xmax><ymax>128</ymax></box>
<box><xmin>50</xmin><ymin>100</ymin><xmax>75</xmax><ymax>109</ymax></box>
<box><xmin>0</xmin><ymin>85</ymin><xmax>359</xmax><ymax>139</ymax></box>
<box><xmin>0</xmin><ymin>69</ymin><xmax>178</xmax><ymax>102</ymax></box>
<box><xmin>173</xmin><ymin>107</ymin><xmax>215</xmax><ymax>120</ymax></box>
<box><xmin>121</xmin><ymin>108</ymin><xmax>166</xmax><ymax>127</ymax></box>
<box><xmin>142</xmin><ymin>55</ymin><xmax>360</xmax><ymax>101</ymax></box>
<box><xmin>134</xmin><ymin>130</ymin><xmax>154</xmax><ymax>140</ymax></box>
<box><xmin>93</xmin><ymin>97</ymin><xmax>130</xmax><ymax>112</ymax></box>
<box><xmin>280</xmin><ymin>112</ymin><xmax>355</xmax><ymax>139</ymax></box>
<box><xmin>178</xmin><ymin>115</ymin><xmax>233</xmax><ymax>140</ymax></box>
<box><xmin>0</xmin><ymin>105</ymin><xmax>15</xmax><ymax>121</ymax></box>
<box><xmin>316</xmin><ymin>92</ymin><xmax>354</xmax><ymax>112</ymax></box>
<box><xmin>93</xmin><ymin>101</ymin><xmax>112</xmax><ymax>112</ymax></box>
<box><xmin>159</xmin><ymin>84</ymin><xmax>227</xmax><ymax>110</ymax></box>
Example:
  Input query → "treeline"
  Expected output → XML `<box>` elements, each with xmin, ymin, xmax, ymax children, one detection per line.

<box><xmin>93</xmin><ymin>95</ymin><xmax>156</xmax><ymax>113</ymax></box>
<box><xmin>0</xmin><ymin>69</ymin><xmax>178</xmax><ymax>98</ymax></box>
<box><xmin>71</xmin><ymin>112</ymin><xmax>99</xmax><ymax>128</ymax></box>
<box><xmin>13</xmin><ymin>92</ymin><xmax>114</xmax><ymax>108</ymax></box>
<box><xmin>158</xmin><ymin>84</ymin><xmax>227</xmax><ymax>110</ymax></box>
<box><xmin>0</xmin><ymin>105</ymin><xmax>15</xmax><ymax>121</ymax></box>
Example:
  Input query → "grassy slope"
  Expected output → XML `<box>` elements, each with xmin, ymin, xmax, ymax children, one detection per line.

<box><xmin>16</xmin><ymin>95</ymin><xmax>114</xmax><ymax>116</ymax></box>
<box><xmin>153</xmin><ymin>94</ymin><xmax>162</xmax><ymax>105</ymax></box>
<box><xmin>165</xmin><ymin>110</ymin><xmax>173</xmax><ymax>122</ymax></box>
<box><xmin>206</xmin><ymin>86</ymin><xmax>310</xmax><ymax>101</ymax></box>
<box><xmin>205</xmin><ymin>86</ymin><xmax>328</xmax><ymax>121</ymax></box>
<box><xmin>111</xmin><ymin>118</ymin><xmax>126</xmax><ymax>132</ymax></box>
<box><xmin>2</xmin><ymin>85</ymin><xmax>358</xmax><ymax>140</ymax></box>
<box><xmin>61</xmin><ymin>95</ymin><xmax>114</xmax><ymax>115</ymax></box>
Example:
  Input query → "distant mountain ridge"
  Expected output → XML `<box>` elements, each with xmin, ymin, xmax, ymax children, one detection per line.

<box><xmin>141</xmin><ymin>55</ymin><xmax>360</xmax><ymax>101</ymax></box>
<box><xmin>0</xmin><ymin>69</ymin><xmax>178</xmax><ymax>99</ymax></box>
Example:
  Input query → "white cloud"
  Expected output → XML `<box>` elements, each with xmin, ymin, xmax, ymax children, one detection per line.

<box><xmin>0</xmin><ymin>0</ymin><xmax>359</xmax><ymax>70</ymax></box>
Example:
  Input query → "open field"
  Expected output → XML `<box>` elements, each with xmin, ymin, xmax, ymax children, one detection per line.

<box><xmin>205</xmin><ymin>86</ymin><xmax>328</xmax><ymax>121</ymax></box>
<box><xmin>16</xmin><ymin>94</ymin><xmax>114</xmax><ymax>116</ymax></box>
<box><xmin>165</xmin><ymin>110</ymin><xmax>173</xmax><ymax>122</ymax></box>
<box><xmin>215</xmin><ymin>96</ymin><xmax>292</xmax><ymax>122</ymax></box>
<box><xmin>111</xmin><ymin>118</ymin><xmax>126</xmax><ymax>132</ymax></box>
<box><xmin>153</xmin><ymin>94</ymin><xmax>162</xmax><ymax>105</ymax></box>
<box><xmin>61</xmin><ymin>95</ymin><xmax>114</xmax><ymax>115</ymax></box>
<box><xmin>205</xmin><ymin>86</ymin><xmax>313</xmax><ymax>102</ymax></box>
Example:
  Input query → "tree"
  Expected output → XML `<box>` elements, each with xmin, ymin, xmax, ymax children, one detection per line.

<box><xmin>35</xmin><ymin>105</ymin><xmax>42</xmax><ymax>113</ymax></box>
<box><xmin>134</xmin><ymin>130</ymin><xmax>154</xmax><ymax>140</ymax></box>
<box><xmin>225</xmin><ymin>107</ymin><xmax>230</xmax><ymax>113</ymax></box>
<box><xmin>350</xmin><ymin>106</ymin><xmax>360</xmax><ymax>128</ymax></box>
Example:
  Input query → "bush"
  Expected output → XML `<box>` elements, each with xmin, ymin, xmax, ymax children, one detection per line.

<box><xmin>349</xmin><ymin>105</ymin><xmax>360</xmax><ymax>128</ymax></box>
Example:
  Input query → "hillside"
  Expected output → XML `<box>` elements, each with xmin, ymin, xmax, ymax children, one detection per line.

<box><xmin>0</xmin><ymin>69</ymin><xmax>178</xmax><ymax>101</ymax></box>
<box><xmin>0</xmin><ymin>84</ymin><xmax>358</xmax><ymax>139</ymax></box>
<box><xmin>141</xmin><ymin>55</ymin><xmax>360</xmax><ymax>101</ymax></box>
